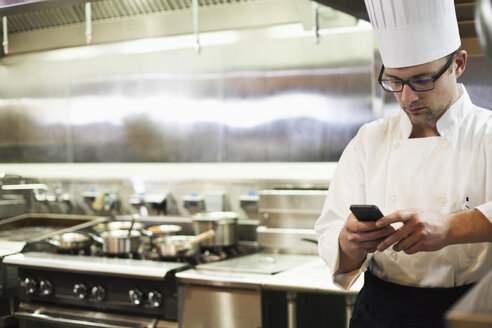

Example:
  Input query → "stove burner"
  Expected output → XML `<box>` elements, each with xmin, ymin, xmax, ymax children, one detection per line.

<box><xmin>138</xmin><ymin>243</ymin><xmax>259</xmax><ymax>265</ymax></box>
<box><xmin>46</xmin><ymin>234</ymin><xmax>258</xmax><ymax>266</ymax></box>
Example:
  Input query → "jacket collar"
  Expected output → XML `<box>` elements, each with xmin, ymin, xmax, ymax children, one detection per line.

<box><xmin>399</xmin><ymin>84</ymin><xmax>472</xmax><ymax>139</ymax></box>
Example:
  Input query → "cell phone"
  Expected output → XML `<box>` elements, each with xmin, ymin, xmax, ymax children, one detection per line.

<box><xmin>350</xmin><ymin>204</ymin><xmax>384</xmax><ymax>222</ymax></box>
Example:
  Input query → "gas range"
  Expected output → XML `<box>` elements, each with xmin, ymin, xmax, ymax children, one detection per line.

<box><xmin>4</xmin><ymin>252</ymin><xmax>188</xmax><ymax>321</ymax></box>
<box><xmin>3</xmin><ymin>238</ymin><xmax>258</xmax><ymax>327</ymax></box>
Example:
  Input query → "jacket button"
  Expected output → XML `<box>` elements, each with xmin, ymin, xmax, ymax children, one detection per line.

<box><xmin>391</xmin><ymin>251</ymin><xmax>398</xmax><ymax>260</ymax></box>
<box><xmin>440</xmin><ymin>140</ymin><xmax>449</xmax><ymax>149</ymax></box>
<box><xmin>390</xmin><ymin>195</ymin><xmax>397</xmax><ymax>203</ymax></box>
<box><xmin>439</xmin><ymin>197</ymin><xmax>447</xmax><ymax>206</ymax></box>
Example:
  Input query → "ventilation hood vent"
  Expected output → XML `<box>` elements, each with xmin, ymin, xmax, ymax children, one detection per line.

<box><xmin>0</xmin><ymin>0</ymin><xmax>267</xmax><ymax>34</ymax></box>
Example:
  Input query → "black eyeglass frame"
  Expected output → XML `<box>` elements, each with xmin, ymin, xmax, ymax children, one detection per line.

<box><xmin>378</xmin><ymin>50</ymin><xmax>459</xmax><ymax>93</ymax></box>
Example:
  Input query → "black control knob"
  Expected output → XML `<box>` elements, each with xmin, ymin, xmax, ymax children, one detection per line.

<box><xmin>128</xmin><ymin>289</ymin><xmax>143</xmax><ymax>306</ymax></box>
<box><xmin>24</xmin><ymin>278</ymin><xmax>38</xmax><ymax>295</ymax></box>
<box><xmin>39</xmin><ymin>280</ymin><xmax>53</xmax><ymax>296</ymax></box>
<box><xmin>91</xmin><ymin>285</ymin><xmax>106</xmax><ymax>302</ymax></box>
<box><xmin>73</xmin><ymin>283</ymin><xmax>88</xmax><ymax>299</ymax></box>
<box><xmin>147</xmin><ymin>291</ymin><xmax>163</xmax><ymax>308</ymax></box>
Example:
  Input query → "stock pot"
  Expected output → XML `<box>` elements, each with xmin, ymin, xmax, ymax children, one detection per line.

<box><xmin>192</xmin><ymin>212</ymin><xmax>238</xmax><ymax>247</ymax></box>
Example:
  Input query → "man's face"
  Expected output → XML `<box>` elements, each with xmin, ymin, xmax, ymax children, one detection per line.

<box><xmin>383</xmin><ymin>56</ymin><xmax>458</xmax><ymax>128</ymax></box>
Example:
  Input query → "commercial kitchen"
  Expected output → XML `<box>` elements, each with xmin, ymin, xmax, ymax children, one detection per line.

<box><xmin>0</xmin><ymin>0</ymin><xmax>491</xmax><ymax>327</ymax></box>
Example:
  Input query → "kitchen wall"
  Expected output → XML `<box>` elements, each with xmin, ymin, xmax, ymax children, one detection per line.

<box><xmin>0</xmin><ymin>26</ymin><xmax>376</xmax><ymax>163</ymax></box>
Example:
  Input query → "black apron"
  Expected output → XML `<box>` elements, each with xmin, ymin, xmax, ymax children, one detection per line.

<box><xmin>349</xmin><ymin>270</ymin><xmax>474</xmax><ymax>328</ymax></box>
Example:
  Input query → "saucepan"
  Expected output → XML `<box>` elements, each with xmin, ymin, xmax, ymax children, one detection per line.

<box><xmin>48</xmin><ymin>232</ymin><xmax>94</xmax><ymax>251</ymax></box>
<box><xmin>91</xmin><ymin>229</ymin><xmax>144</xmax><ymax>255</ymax></box>
<box><xmin>154</xmin><ymin>229</ymin><xmax>215</xmax><ymax>258</ymax></box>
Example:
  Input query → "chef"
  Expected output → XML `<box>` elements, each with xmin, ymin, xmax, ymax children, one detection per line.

<box><xmin>315</xmin><ymin>0</ymin><xmax>492</xmax><ymax>327</ymax></box>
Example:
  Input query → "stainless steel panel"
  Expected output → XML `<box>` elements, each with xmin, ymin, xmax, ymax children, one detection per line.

<box><xmin>195</xmin><ymin>253</ymin><xmax>319</xmax><ymax>275</ymax></box>
<box><xmin>0</xmin><ymin>13</ymin><xmax>376</xmax><ymax>163</ymax></box>
<box><xmin>256</xmin><ymin>226</ymin><xmax>318</xmax><ymax>255</ymax></box>
<box><xmin>180</xmin><ymin>284</ymin><xmax>261</xmax><ymax>328</ymax></box>
<box><xmin>0</xmin><ymin>64</ymin><xmax>373</xmax><ymax>163</ymax></box>
<box><xmin>260</xmin><ymin>212</ymin><xmax>322</xmax><ymax>230</ymax></box>
<box><xmin>259</xmin><ymin>190</ymin><xmax>328</xmax><ymax>211</ymax></box>
<box><xmin>259</xmin><ymin>189</ymin><xmax>327</xmax><ymax>229</ymax></box>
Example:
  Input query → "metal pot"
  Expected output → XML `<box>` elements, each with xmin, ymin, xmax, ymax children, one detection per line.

<box><xmin>93</xmin><ymin>229</ymin><xmax>142</xmax><ymax>255</ymax></box>
<box><xmin>48</xmin><ymin>232</ymin><xmax>93</xmax><ymax>251</ymax></box>
<box><xmin>192</xmin><ymin>212</ymin><xmax>238</xmax><ymax>247</ymax></box>
<box><xmin>154</xmin><ymin>230</ymin><xmax>215</xmax><ymax>258</ymax></box>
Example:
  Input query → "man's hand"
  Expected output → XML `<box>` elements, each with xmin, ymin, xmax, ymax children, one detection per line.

<box><xmin>337</xmin><ymin>213</ymin><xmax>395</xmax><ymax>273</ymax></box>
<box><xmin>375</xmin><ymin>209</ymin><xmax>450</xmax><ymax>254</ymax></box>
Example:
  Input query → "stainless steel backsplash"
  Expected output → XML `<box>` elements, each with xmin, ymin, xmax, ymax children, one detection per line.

<box><xmin>0</xmin><ymin>28</ymin><xmax>377</xmax><ymax>163</ymax></box>
<box><xmin>0</xmin><ymin>27</ymin><xmax>490</xmax><ymax>163</ymax></box>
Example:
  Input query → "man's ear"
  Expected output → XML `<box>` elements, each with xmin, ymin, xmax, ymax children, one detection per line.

<box><xmin>454</xmin><ymin>50</ymin><xmax>467</xmax><ymax>78</ymax></box>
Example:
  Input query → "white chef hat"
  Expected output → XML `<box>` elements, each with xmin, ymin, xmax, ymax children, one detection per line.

<box><xmin>364</xmin><ymin>0</ymin><xmax>461</xmax><ymax>68</ymax></box>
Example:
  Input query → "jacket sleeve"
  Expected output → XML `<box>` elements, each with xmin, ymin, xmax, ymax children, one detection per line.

<box><xmin>315</xmin><ymin>132</ymin><xmax>372</xmax><ymax>290</ymax></box>
<box><xmin>476</xmin><ymin>119</ymin><xmax>492</xmax><ymax>223</ymax></box>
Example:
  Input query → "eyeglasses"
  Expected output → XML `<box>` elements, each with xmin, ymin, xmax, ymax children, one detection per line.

<box><xmin>378</xmin><ymin>50</ymin><xmax>458</xmax><ymax>93</ymax></box>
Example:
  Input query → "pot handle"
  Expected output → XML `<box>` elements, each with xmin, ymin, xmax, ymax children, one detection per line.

<box><xmin>140</xmin><ymin>229</ymin><xmax>153</xmax><ymax>237</ymax></box>
<box><xmin>87</xmin><ymin>232</ymin><xmax>104</xmax><ymax>245</ymax></box>
<box><xmin>190</xmin><ymin>229</ymin><xmax>215</xmax><ymax>244</ymax></box>
<box><xmin>46</xmin><ymin>239</ymin><xmax>60</xmax><ymax>247</ymax></box>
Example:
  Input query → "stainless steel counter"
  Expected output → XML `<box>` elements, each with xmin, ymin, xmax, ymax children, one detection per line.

<box><xmin>177</xmin><ymin>254</ymin><xmax>362</xmax><ymax>328</ymax></box>
<box><xmin>262</xmin><ymin>257</ymin><xmax>362</xmax><ymax>294</ymax></box>
<box><xmin>177</xmin><ymin>254</ymin><xmax>362</xmax><ymax>293</ymax></box>
<box><xmin>446</xmin><ymin>270</ymin><xmax>492</xmax><ymax>328</ymax></box>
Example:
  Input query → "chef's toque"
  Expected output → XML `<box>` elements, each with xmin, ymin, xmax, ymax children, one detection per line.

<box><xmin>364</xmin><ymin>0</ymin><xmax>461</xmax><ymax>68</ymax></box>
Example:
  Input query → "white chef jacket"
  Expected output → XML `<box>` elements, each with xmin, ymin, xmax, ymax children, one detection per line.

<box><xmin>315</xmin><ymin>85</ymin><xmax>492</xmax><ymax>290</ymax></box>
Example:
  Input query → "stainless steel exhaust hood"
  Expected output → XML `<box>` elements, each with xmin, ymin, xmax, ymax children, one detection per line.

<box><xmin>0</xmin><ymin>0</ymin><xmax>362</xmax><ymax>55</ymax></box>
<box><xmin>0</xmin><ymin>0</ymin><xmax>255</xmax><ymax>33</ymax></box>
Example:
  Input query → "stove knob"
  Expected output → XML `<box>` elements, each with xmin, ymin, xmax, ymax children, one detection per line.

<box><xmin>147</xmin><ymin>291</ymin><xmax>163</xmax><ymax>308</ymax></box>
<box><xmin>24</xmin><ymin>278</ymin><xmax>38</xmax><ymax>295</ymax></box>
<box><xmin>91</xmin><ymin>286</ymin><xmax>106</xmax><ymax>302</ymax></box>
<box><xmin>39</xmin><ymin>280</ymin><xmax>53</xmax><ymax>296</ymax></box>
<box><xmin>73</xmin><ymin>283</ymin><xmax>88</xmax><ymax>299</ymax></box>
<box><xmin>128</xmin><ymin>289</ymin><xmax>143</xmax><ymax>306</ymax></box>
